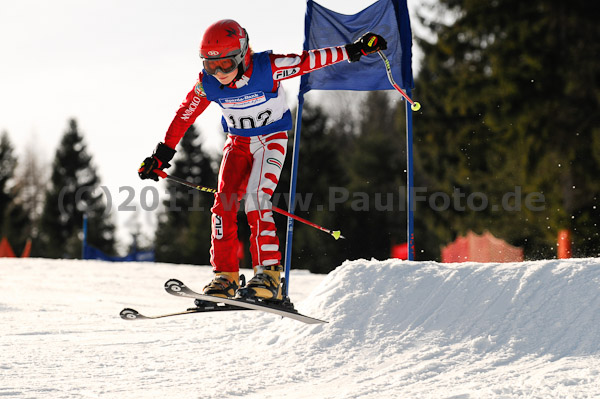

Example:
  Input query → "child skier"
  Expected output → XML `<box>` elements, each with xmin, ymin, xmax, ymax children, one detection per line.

<box><xmin>139</xmin><ymin>19</ymin><xmax>386</xmax><ymax>302</ymax></box>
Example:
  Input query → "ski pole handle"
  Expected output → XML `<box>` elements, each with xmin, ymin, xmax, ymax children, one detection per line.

<box><xmin>378</xmin><ymin>51</ymin><xmax>421</xmax><ymax>111</ymax></box>
<box><xmin>159</xmin><ymin>173</ymin><xmax>345</xmax><ymax>240</ymax></box>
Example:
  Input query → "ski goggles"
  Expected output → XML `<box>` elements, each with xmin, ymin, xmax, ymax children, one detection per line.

<box><xmin>203</xmin><ymin>57</ymin><xmax>238</xmax><ymax>75</ymax></box>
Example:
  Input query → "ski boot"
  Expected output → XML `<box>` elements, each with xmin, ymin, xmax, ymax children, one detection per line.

<box><xmin>195</xmin><ymin>272</ymin><xmax>246</xmax><ymax>310</ymax></box>
<box><xmin>194</xmin><ymin>272</ymin><xmax>240</xmax><ymax>308</ymax></box>
<box><xmin>236</xmin><ymin>265</ymin><xmax>283</xmax><ymax>302</ymax></box>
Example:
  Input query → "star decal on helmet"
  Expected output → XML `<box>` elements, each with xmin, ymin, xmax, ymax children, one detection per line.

<box><xmin>225</xmin><ymin>27</ymin><xmax>237</xmax><ymax>37</ymax></box>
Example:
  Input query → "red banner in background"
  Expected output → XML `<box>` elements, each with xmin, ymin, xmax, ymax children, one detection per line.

<box><xmin>0</xmin><ymin>237</ymin><xmax>16</xmax><ymax>258</ymax></box>
<box><xmin>391</xmin><ymin>243</ymin><xmax>408</xmax><ymax>260</ymax></box>
<box><xmin>442</xmin><ymin>231</ymin><xmax>523</xmax><ymax>263</ymax></box>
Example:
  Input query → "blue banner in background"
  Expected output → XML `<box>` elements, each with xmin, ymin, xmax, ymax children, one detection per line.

<box><xmin>300</xmin><ymin>0</ymin><xmax>414</xmax><ymax>94</ymax></box>
<box><xmin>83</xmin><ymin>245</ymin><xmax>155</xmax><ymax>262</ymax></box>
<box><xmin>82</xmin><ymin>215</ymin><xmax>154</xmax><ymax>262</ymax></box>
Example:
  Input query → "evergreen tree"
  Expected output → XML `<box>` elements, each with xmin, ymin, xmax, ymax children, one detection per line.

<box><xmin>340</xmin><ymin>91</ymin><xmax>408</xmax><ymax>262</ymax></box>
<box><xmin>37</xmin><ymin>119</ymin><xmax>115</xmax><ymax>258</ymax></box>
<box><xmin>277</xmin><ymin>95</ymin><xmax>410</xmax><ymax>273</ymax></box>
<box><xmin>0</xmin><ymin>131</ymin><xmax>30</xmax><ymax>253</ymax></box>
<box><xmin>412</xmin><ymin>0</ymin><xmax>600</xmax><ymax>259</ymax></box>
<box><xmin>0</xmin><ymin>132</ymin><xmax>16</xmax><ymax>221</ymax></box>
<box><xmin>124</xmin><ymin>211</ymin><xmax>154</xmax><ymax>255</ymax></box>
<box><xmin>14</xmin><ymin>136</ymin><xmax>48</xmax><ymax>240</ymax></box>
<box><xmin>154</xmin><ymin>125</ymin><xmax>217</xmax><ymax>264</ymax></box>
<box><xmin>276</xmin><ymin>102</ymin><xmax>352</xmax><ymax>274</ymax></box>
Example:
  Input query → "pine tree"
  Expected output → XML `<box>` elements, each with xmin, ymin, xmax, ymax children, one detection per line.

<box><xmin>276</xmin><ymin>102</ymin><xmax>352</xmax><ymax>273</ymax></box>
<box><xmin>341</xmin><ymin>91</ymin><xmax>408</xmax><ymax>262</ymax></box>
<box><xmin>0</xmin><ymin>131</ymin><xmax>30</xmax><ymax>254</ymax></box>
<box><xmin>0</xmin><ymin>132</ymin><xmax>17</xmax><ymax>226</ymax></box>
<box><xmin>37</xmin><ymin>119</ymin><xmax>115</xmax><ymax>258</ymax></box>
<box><xmin>277</xmin><ymin>95</ymin><xmax>409</xmax><ymax>273</ymax></box>
<box><xmin>154</xmin><ymin>125</ymin><xmax>217</xmax><ymax>264</ymax></box>
<box><xmin>14</xmin><ymin>136</ymin><xmax>48</xmax><ymax>240</ymax></box>
<box><xmin>412</xmin><ymin>0</ymin><xmax>600</xmax><ymax>259</ymax></box>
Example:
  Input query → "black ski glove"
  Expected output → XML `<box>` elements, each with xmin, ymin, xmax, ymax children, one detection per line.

<box><xmin>345</xmin><ymin>32</ymin><xmax>387</xmax><ymax>62</ymax></box>
<box><xmin>138</xmin><ymin>142</ymin><xmax>176</xmax><ymax>181</ymax></box>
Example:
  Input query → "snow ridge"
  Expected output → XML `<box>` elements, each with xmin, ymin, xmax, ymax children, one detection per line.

<box><xmin>242</xmin><ymin>258</ymin><xmax>600</xmax><ymax>398</ymax></box>
<box><xmin>2</xmin><ymin>258</ymin><xmax>600</xmax><ymax>398</ymax></box>
<box><xmin>299</xmin><ymin>258</ymin><xmax>600</xmax><ymax>359</ymax></box>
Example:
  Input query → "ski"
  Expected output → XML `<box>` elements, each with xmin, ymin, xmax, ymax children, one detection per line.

<box><xmin>164</xmin><ymin>278</ymin><xmax>327</xmax><ymax>324</ymax></box>
<box><xmin>120</xmin><ymin>303</ymin><xmax>249</xmax><ymax>320</ymax></box>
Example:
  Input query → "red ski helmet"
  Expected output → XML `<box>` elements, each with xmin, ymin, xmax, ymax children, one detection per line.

<box><xmin>200</xmin><ymin>19</ymin><xmax>250</xmax><ymax>75</ymax></box>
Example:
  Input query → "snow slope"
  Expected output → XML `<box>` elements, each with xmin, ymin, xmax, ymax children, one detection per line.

<box><xmin>1</xmin><ymin>257</ymin><xmax>599</xmax><ymax>398</ymax></box>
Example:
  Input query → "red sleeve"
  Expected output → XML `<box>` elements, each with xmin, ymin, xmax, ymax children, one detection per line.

<box><xmin>268</xmin><ymin>46</ymin><xmax>349</xmax><ymax>82</ymax></box>
<box><xmin>163</xmin><ymin>73</ymin><xmax>211</xmax><ymax>149</ymax></box>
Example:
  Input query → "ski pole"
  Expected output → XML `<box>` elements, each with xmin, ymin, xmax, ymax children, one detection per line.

<box><xmin>156</xmin><ymin>171</ymin><xmax>345</xmax><ymax>240</ymax></box>
<box><xmin>378</xmin><ymin>50</ymin><xmax>421</xmax><ymax>111</ymax></box>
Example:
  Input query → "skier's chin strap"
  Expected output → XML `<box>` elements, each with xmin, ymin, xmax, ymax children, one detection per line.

<box><xmin>233</xmin><ymin>64</ymin><xmax>245</xmax><ymax>83</ymax></box>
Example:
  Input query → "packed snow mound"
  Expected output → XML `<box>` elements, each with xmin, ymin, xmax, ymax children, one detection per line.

<box><xmin>296</xmin><ymin>258</ymin><xmax>600</xmax><ymax>359</ymax></box>
<box><xmin>2</xmin><ymin>258</ymin><xmax>600</xmax><ymax>398</ymax></box>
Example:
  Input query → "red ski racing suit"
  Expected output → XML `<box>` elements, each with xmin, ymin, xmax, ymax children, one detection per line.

<box><xmin>162</xmin><ymin>46</ymin><xmax>349</xmax><ymax>273</ymax></box>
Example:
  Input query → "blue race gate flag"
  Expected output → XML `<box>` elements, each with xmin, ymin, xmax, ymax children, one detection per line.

<box><xmin>285</xmin><ymin>0</ymin><xmax>417</xmax><ymax>295</ymax></box>
<box><xmin>300</xmin><ymin>0</ymin><xmax>414</xmax><ymax>94</ymax></box>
